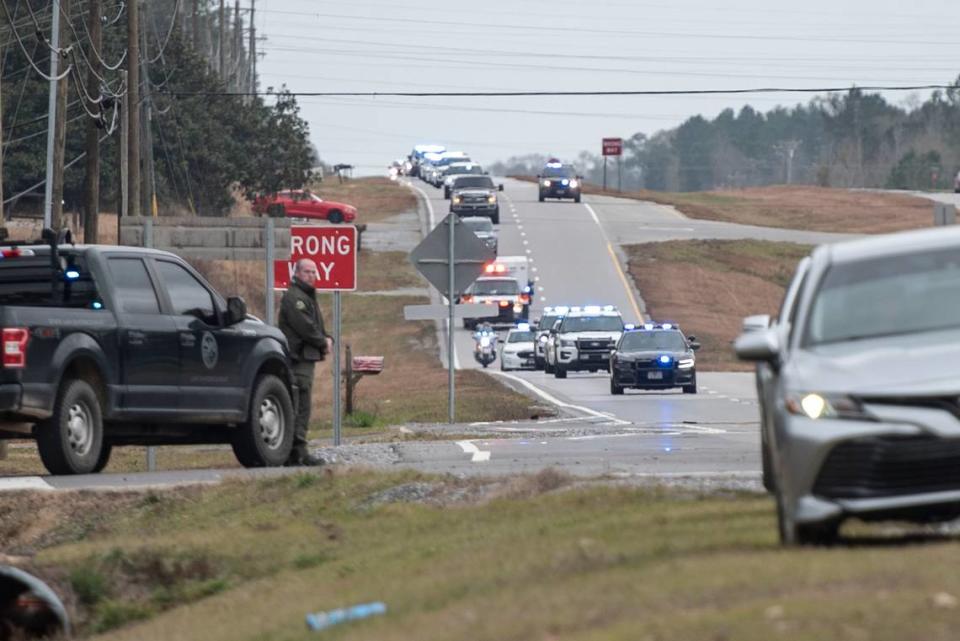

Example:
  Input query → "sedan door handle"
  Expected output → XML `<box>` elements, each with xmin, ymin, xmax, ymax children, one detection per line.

<box><xmin>180</xmin><ymin>333</ymin><xmax>196</xmax><ymax>348</ymax></box>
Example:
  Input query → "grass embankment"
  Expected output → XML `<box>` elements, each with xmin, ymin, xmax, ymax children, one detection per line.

<box><xmin>4</xmin><ymin>471</ymin><xmax>960</xmax><ymax>640</ymax></box>
<box><xmin>310</xmin><ymin>176</ymin><xmax>418</xmax><ymax>224</ymax></box>
<box><xmin>626</xmin><ymin>239</ymin><xmax>812</xmax><ymax>371</ymax></box>
<box><xmin>511</xmin><ymin>177</ymin><xmax>933</xmax><ymax>234</ymax></box>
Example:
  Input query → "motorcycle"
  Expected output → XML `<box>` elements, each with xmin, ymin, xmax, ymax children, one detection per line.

<box><xmin>473</xmin><ymin>328</ymin><xmax>497</xmax><ymax>369</ymax></box>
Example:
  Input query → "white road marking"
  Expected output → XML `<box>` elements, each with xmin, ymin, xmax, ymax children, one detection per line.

<box><xmin>408</xmin><ymin>182</ymin><xmax>437</xmax><ymax>228</ymax></box>
<box><xmin>526</xmin><ymin>249</ymin><xmax>532</xmax><ymax>254</ymax></box>
<box><xmin>540</xmin><ymin>296</ymin><xmax>547</xmax><ymax>302</ymax></box>
<box><xmin>538</xmin><ymin>287</ymin><xmax>545</xmax><ymax>292</ymax></box>
<box><xmin>490</xmin><ymin>371</ymin><xmax>631</xmax><ymax>425</ymax></box>
<box><xmin>522</xmin><ymin>240</ymin><xmax>529</xmax><ymax>245</ymax></box>
<box><xmin>0</xmin><ymin>477</ymin><xmax>54</xmax><ymax>492</ymax></box>
<box><xmin>456</xmin><ymin>440</ymin><xmax>491</xmax><ymax>462</ymax></box>
<box><xmin>584</xmin><ymin>202</ymin><xmax>601</xmax><ymax>225</ymax></box>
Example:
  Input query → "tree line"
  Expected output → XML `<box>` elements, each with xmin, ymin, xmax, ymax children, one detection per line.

<box><xmin>491</xmin><ymin>80</ymin><xmax>960</xmax><ymax>193</ymax></box>
<box><xmin>1</xmin><ymin>0</ymin><xmax>315</xmax><ymax>218</ymax></box>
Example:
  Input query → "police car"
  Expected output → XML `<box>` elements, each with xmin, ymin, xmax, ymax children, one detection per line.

<box><xmin>500</xmin><ymin>323</ymin><xmax>537</xmax><ymax>371</ymax></box>
<box><xmin>538</xmin><ymin>160</ymin><xmax>582</xmax><ymax>203</ymax></box>
<box><xmin>609</xmin><ymin>323</ymin><xmax>701</xmax><ymax>395</ymax></box>
<box><xmin>533</xmin><ymin>306</ymin><xmax>568</xmax><ymax>369</ymax></box>
<box><xmin>545</xmin><ymin>306</ymin><xmax>624</xmax><ymax>378</ymax></box>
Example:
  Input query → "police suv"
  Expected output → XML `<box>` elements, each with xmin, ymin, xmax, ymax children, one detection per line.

<box><xmin>545</xmin><ymin>306</ymin><xmax>624</xmax><ymax>378</ymax></box>
<box><xmin>533</xmin><ymin>306</ymin><xmax>567</xmax><ymax>369</ymax></box>
<box><xmin>609</xmin><ymin>323</ymin><xmax>700</xmax><ymax>395</ymax></box>
<box><xmin>538</xmin><ymin>160</ymin><xmax>582</xmax><ymax>203</ymax></box>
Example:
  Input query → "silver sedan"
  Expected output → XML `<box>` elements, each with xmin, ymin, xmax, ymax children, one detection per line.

<box><xmin>736</xmin><ymin>225</ymin><xmax>960</xmax><ymax>545</ymax></box>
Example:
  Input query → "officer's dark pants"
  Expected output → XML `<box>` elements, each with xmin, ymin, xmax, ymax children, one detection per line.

<box><xmin>292</xmin><ymin>361</ymin><xmax>315</xmax><ymax>455</ymax></box>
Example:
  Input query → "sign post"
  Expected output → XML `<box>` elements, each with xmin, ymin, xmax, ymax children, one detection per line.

<box><xmin>602</xmin><ymin>137</ymin><xmax>623</xmax><ymax>192</ymax></box>
<box><xmin>408</xmin><ymin>214</ymin><xmax>496</xmax><ymax>424</ymax></box>
<box><xmin>274</xmin><ymin>225</ymin><xmax>358</xmax><ymax>446</ymax></box>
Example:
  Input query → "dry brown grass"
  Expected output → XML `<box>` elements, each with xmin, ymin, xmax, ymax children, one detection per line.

<box><xmin>626</xmin><ymin>239</ymin><xmax>812</xmax><ymax>371</ymax></box>
<box><xmin>512</xmin><ymin>176</ymin><xmax>934</xmax><ymax>234</ymax></box>
<box><xmin>309</xmin><ymin>176</ymin><xmax>417</xmax><ymax>224</ymax></box>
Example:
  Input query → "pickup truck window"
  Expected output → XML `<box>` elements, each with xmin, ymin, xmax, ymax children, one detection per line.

<box><xmin>0</xmin><ymin>251</ymin><xmax>99</xmax><ymax>308</ymax></box>
<box><xmin>107</xmin><ymin>257</ymin><xmax>160</xmax><ymax>314</ymax></box>
<box><xmin>155</xmin><ymin>260</ymin><xmax>217</xmax><ymax>325</ymax></box>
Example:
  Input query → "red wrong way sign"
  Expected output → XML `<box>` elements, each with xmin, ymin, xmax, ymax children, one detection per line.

<box><xmin>602</xmin><ymin>137</ymin><xmax>623</xmax><ymax>156</ymax></box>
<box><xmin>274</xmin><ymin>225</ymin><xmax>357</xmax><ymax>291</ymax></box>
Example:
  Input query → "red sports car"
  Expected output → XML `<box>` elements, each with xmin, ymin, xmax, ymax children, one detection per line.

<box><xmin>254</xmin><ymin>190</ymin><xmax>357</xmax><ymax>223</ymax></box>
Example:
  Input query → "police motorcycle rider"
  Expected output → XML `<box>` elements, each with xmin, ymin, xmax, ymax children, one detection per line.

<box><xmin>473</xmin><ymin>323</ymin><xmax>498</xmax><ymax>368</ymax></box>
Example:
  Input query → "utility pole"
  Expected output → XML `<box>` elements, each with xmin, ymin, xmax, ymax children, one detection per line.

<box><xmin>774</xmin><ymin>140</ymin><xmax>802</xmax><ymax>185</ymax></box>
<box><xmin>50</xmin><ymin>0</ymin><xmax>71</xmax><ymax>231</ymax></box>
<box><xmin>233</xmin><ymin>0</ymin><xmax>241</xmax><ymax>90</ymax></box>
<box><xmin>119</xmin><ymin>70</ymin><xmax>128</xmax><ymax>221</ymax></box>
<box><xmin>140</xmin><ymin>20</ymin><xmax>157</xmax><ymax>217</ymax></box>
<box><xmin>192</xmin><ymin>0</ymin><xmax>200</xmax><ymax>49</ymax></box>
<box><xmin>84</xmin><ymin>0</ymin><xmax>102</xmax><ymax>243</ymax></box>
<box><xmin>127</xmin><ymin>0</ymin><xmax>141</xmax><ymax>217</ymax></box>
<box><xmin>248</xmin><ymin>0</ymin><xmax>256</xmax><ymax>94</ymax></box>
<box><xmin>43</xmin><ymin>0</ymin><xmax>63</xmax><ymax>228</ymax></box>
<box><xmin>218</xmin><ymin>0</ymin><xmax>225</xmax><ymax>77</ymax></box>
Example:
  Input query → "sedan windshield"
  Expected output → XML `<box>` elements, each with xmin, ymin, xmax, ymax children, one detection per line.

<box><xmin>560</xmin><ymin>316</ymin><xmax>623</xmax><ymax>332</ymax></box>
<box><xmin>508</xmin><ymin>331</ymin><xmax>535</xmax><ymax>343</ymax></box>
<box><xmin>804</xmin><ymin>247</ymin><xmax>960</xmax><ymax>346</ymax></box>
<box><xmin>619</xmin><ymin>331</ymin><xmax>687</xmax><ymax>352</ymax></box>
<box><xmin>454</xmin><ymin>176</ymin><xmax>494</xmax><ymax>189</ymax></box>
<box><xmin>471</xmin><ymin>279</ymin><xmax>519</xmax><ymax>295</ymax></box>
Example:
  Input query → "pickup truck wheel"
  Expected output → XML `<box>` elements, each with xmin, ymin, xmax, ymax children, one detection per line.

<box><xmin>232</xmin><ymin>375</ymin><xmax>295</xmax><ymax>467</ymax></box>
<box><xmin>491</xmin><ymin>210</ymin><xmax>500</xmax><ymax>225</ymax></box>
<box><xmin>328</xmin><ymin>210</ymin><xmax>344</xmax><ymax>224</ymax></box>
<box><xmin>93</xmin><ymin>443</ymin><xmax>113</xmax><ymax>473</ymax></box>
<box><xmin>36</xmin><ymin>379</ymin><xmax>104</xmax><ymax>475</ymax></box>
<box><xmin>554</xmin><ymin>365</ymin><xmax>567</xmax><ymax>379</ymax></box>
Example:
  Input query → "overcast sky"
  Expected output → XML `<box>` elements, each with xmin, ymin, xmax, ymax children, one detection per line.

<box><xmin>254</xmin><ymin>0</ymin><xmax>959</xmax><ymax>175</ymax></box>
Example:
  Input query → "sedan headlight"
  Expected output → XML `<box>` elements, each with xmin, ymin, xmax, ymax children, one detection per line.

<box><xmin>570</xmin><ymin>179</ymin><xmax>580</xmax><ymax>189</ymax></box>
<box><xmin>785</xmin><ymin>393</ymin><xmax>865</xmax><ymax>420</ymax></box>
<box><xmin>560</xmin><ymin>339</ymin><xmax>576</xmax><ymax>348</ymax></box>
<box><xmin>543</xmin><ymin>180</ymin><xmax>552</xmax><ymax>187</ymax></box>
<box><xmin>678</xmin><ymin>358</ymin><xmax>695</xmax><ymax>370</ymax></box>
<box><xmin>538</xmin><ymin>335</ymin><xmax>549</xmax><ymax>344</ymax></box>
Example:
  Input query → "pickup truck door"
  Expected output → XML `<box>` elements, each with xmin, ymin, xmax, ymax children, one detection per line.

<box><xmin>151</xmin><ymin>259</ymin><xmax>249</xmax><ymax>420</ymax></box>
<box><xmin>105</xmin><ymin>256</ymin><xmax>180</xmax><ymax>414</ymax></box>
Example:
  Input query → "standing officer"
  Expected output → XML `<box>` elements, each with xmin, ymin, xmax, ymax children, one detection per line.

<box><xmin>278</xmin><ymin>258</ymin><xmax>333</xmax><ymax>466</ymax></box>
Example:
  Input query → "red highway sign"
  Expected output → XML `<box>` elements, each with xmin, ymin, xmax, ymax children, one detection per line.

<box><xmin>602</xmin><ymin>137</ymin><xmax>623</xmax><ymax>156</ymax></box>
<box><xmin>274</xmin><ymin>225</ymin><xmax>357</xmax><ymax>291</ymax></box>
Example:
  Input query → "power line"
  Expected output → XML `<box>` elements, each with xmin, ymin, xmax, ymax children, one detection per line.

<box><xmin>0</xmin><ymin>0</ymin><xmax>72</xmax><ymax>81</ymax></box>
<box><xmin>162</xmin><ymin>84</ymin><xmax>960</xmax><ymax>99</ymax></box>
<box><xmin>304</xmin><ymin>12</ymin><xmax>960</xmax><ymax>47</ymax></box>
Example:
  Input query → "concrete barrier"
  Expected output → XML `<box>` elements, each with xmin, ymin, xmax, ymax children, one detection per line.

<box><xmin>119</xmin><ymin>216</ymin><xmax>291</xmax><ymax>260</ymax></box>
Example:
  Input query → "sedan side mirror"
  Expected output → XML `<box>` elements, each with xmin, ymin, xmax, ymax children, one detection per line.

<box><xmin>498</xmin><ymin>184</ymin><xmax>504</xmax><ymax>192</ymax></box>
<box><xmin>226</xmin><ymin>296</ymin><xmax>248</xmax><ymax>326</ymax></box>
<box><xmin>742</xmin><ymin>314</ymin><xmax>772</xmax><ymax>333</ymax></box>
<box><xmin>690</xmin><ymin>341</ymin><xmax>701</xmax><ymax>351</ymax></box>
<box><xmin>734</xmin><ymin>328</ymin><xmax>780</xmax><ymax>363</ymax></box>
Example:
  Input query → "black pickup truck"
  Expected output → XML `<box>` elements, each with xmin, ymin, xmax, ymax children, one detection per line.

<box><xmin>0</xmin><ymin>230</ymin><xmax>297</xmax><ymax>475</ymax></box>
